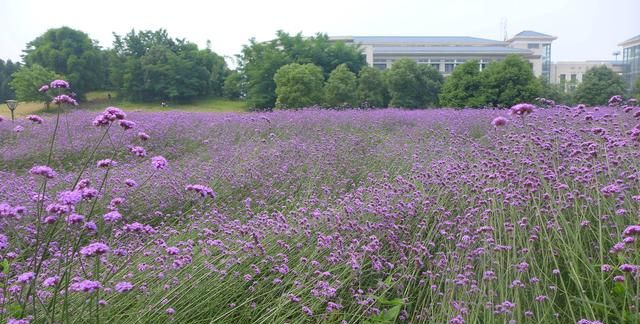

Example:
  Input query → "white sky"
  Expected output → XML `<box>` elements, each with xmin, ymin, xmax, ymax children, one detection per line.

<box><xmin>1</xmin><ymin>0</ymin><xmax>639</xmax><ymax>66</ymax></box>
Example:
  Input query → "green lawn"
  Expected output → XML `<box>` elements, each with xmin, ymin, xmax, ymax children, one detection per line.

<box><xmin>3</xmin><ymin>91</ymin><xmax>249</xmax><ymax>118</ymax></box>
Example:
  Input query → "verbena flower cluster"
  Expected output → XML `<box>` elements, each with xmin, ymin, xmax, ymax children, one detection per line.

<box><xmin>0</xmin><ymin>84</ymin><xmax>639</xmax><ymax>323</ymax></box>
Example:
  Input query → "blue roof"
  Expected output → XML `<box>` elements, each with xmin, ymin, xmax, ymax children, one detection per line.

<box><xmin>514</xmin><ymin>30</ymin><xmax>553</xmax><ymax>37</ymax></box>
<box><xmin>350</xmin><ymin>36</ymin><xmax>504</xmax><ymax>44</ymax></box>
<box><xmin>372</xmin><ymin>46</ymin><xmax>532</xmax><ymax>55</ymax></box>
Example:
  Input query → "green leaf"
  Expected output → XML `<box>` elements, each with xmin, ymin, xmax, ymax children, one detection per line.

<box><xmin>1</xmin><ymin>259</ymin><xmax>9</xmax><ymax>275</ymax></box>
<box><xmin>383</xmin><ymin>305</ymin><xmax>402</xmax><ymax>322</ymax></box>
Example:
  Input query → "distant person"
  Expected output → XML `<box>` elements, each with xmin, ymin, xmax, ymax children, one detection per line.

<box><xmin>107</xmin><ymin>93</ymin><xmax>112</xmax><ymax>101</ymax></box>
<box><xmin>161</xmin><ymin>101</ymin><xmax>167</xmax><ymax>107</ymax></box>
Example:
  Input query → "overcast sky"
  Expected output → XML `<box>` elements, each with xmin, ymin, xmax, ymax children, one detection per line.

<box><xmin>1</xmin><ymin>0</ymin><xmax>639</xmax><ymax>66</ymax></box>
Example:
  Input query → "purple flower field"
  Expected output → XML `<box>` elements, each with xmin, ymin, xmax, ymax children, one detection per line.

<box><xmin>1</xmin><ymin>101</ymin><xmax>640</xmax><ymax>323</ymax></box>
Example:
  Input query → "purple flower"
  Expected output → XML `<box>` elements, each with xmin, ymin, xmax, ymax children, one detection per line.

<box><xmin>510</xmin><ymin>103</ymin><xmax>535</xmax><ymax>116</ymax></box>
<box><xmin>128</xmin><ymin>146</ymin><xmax>146</xmax><ymax>157</ymax></box>
<box><xmin>50</xmin><ymin>79</ymin><xmax>70</xmax><ymax>89</ymax></box>
<box><xmin>623</xmin><ymin>225</ymin><xmax>640</xmax><ymax>236</ymax></box>
<box><xmin>491</xmin><ymin>116</ymin><xmax>508</xmax><ymax>127</ymax></box>
<box><xmin>57</xmin><ymin>190</ymin><xmax>83</xmax><ymax>205</ymax></box>
<box><xmin>119</xmin><ymin>119</ymin><xmax>136</xmax><ymax>130</ymax></box>
<box><xmin>13</xmin><ymin>125</ymin><xmax>24</xmax><ymax>132</ymax></box>
<box><xmin>302</xmin><ymin>305</ymin><xmax>313</xmax><ymax>316</ymax></box>
<box><xmin>80</xmin><ymin>242</ymin><xmax>110</xmax><ymax>256</ymax></box>
<box><xmin>600</xmin><ymin>184</ymin><xmax>621</xmax><ymax>197</ymax></box>
<box><xmin>138</xmin><ymin>132</ymin><xmax>150</xmax><ymax>141</ymax></box>
<box><xmin>29</xmin><ymin>165</ymin><xmax>56</xmax><ymax>179</ymax></box>
<box><xmin>70</xmin><ymin>280</ymin><xmax>102</xmax><ymax>293</ymax></box>
<box><xmin>97</xmin><ymin>159</ymin><xmax>117</xmax><ymax>168</ymax></box>
<box><xmin>52</xmin><ymin>94</ymin><xmax>78</xmax><ymax>106</ymax></box>
<box><xmin>16</xmin><ymin>272</ymin><xmax>36</xmax><ymax>283</ymax></box>
<box><xmin>619</xmin><ymin>264</ymin><xmax>637</xmax><ymax>272</ymax></box>
<box><xmin>43</xmin><ymin>276</ymin><xmax>60</xmax><ymax>287</ymax></box>
<box><xmin>166</xmin><ymin>308</ymin><xmax>175</xmax><ymax>315</ymax></box>
<box><xmin>151</xmin><ymin>156</ymin><xmax>168</xmax><ymax>170</ymax></box>
<box><xmin>66</xmin><ymin>213</ymin><xmax>85</xmax><ymax>225</ymax></box>
<box><xmin>601</xmin><ymin>264</ymin><xmax>613</xmax><ymax>272</ymax></box>
<box><xmin>115</xmin><ymin>281</ymin><xmax>134</xmax><ymax>292</ymax></box>
<box><xmin>38</xmin><ymin>84</ymin><xmax>49</xmax><ymax>93</ymax></box>
<box><xmin>326</xmin><ymin>302</ymin><xmax>343</xmax><ymax>312</ymax></box>
<box><xmin>166</xmin><ymin>247</ymin><xmax>180</xmax><ymax>255</ymax></box>
<box><xmin>124</xmin><ymin>179</ymin><xmax>138</xmax><ymax>187</ymax></box>
<box><xmin>185</xmin><ymin>184</ymin><xmax>215</xmax><ymax>199</ymax></box>
<box><xmin>26</xmin><ymin>115</ymin><xmax>44</xmax><ymax>124</ymax></box>
<box><xmin>103</xmin><ymin>210</ymin><xmax>122</xmax><ymax>223</ymax></box>
<box><xmin>608</xmin><ymin>95</ymin><xmax>623</xmax><ymax>106</ymax></box>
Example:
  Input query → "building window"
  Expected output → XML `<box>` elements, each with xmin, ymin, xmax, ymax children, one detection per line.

<box><xmin>431</xmin><ymin>63</ymin><xmax>440</xmax><ymax>71</ymax></box>
<box><xmin>560</xmin><ymin>74</ymin><xmax>566</xmax><ymax>82</ymax></box>
<box><xmin>528</xmin><ymin>43</ymin><xmax>540</xmax><ymax>49</ymax></box>
<box><xmin>373</xmin><ymin>63</ymin><xmax>387</xmax><ymax>70</ymax></box>
<box><xmin>444</xmin><ymin>64</ymin><xmax>454</xmax><ymax>73</ymax></box>
<box><xmin>570</xmin><ymin>74</ymin><xmax>577</xmax><ymax>81</ymax></box>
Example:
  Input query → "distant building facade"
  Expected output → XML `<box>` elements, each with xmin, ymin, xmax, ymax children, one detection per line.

<box><xmin>330</xmin><ymin>31</ymin><xmax>556</xmax><ymax>80</ymax></box>
<box><xmin>550</xmin><ymin>61</ymin><xmax>625</xmax><ymax>92</ymax></box>
<box><xmin>619</xmin><ymin>34</ymin><xmax>640</xmax><ymax>91</ymax></box>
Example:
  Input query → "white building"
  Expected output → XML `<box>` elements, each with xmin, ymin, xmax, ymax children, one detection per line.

<box><xmin>619</xmin><ymin>34</ymin><xmax>640</xmax><ymax>91</ymax></box>
<box><xmin>331</xmin><ymin>31</ymin><xmax>556</xmax><ymax>79</ymax></box>
<box><xmin>550</xmin><ymin>61</ymin><xmax>625</xmax><ymax>92</ymax></box>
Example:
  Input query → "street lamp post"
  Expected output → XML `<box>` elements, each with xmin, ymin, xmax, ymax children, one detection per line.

<box><xmin>6</xmin><ymin>100</ymin><xmax>18</xmax><ymax>122</ymax></box>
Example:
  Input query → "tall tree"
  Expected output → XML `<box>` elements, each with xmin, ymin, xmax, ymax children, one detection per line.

<box><xmin>23</xmin><ymin>27</ymin><xmax>105</xmax><ymax>97</ymax></box>
<box><xmin>439</xmin><ymin>60</ymin><xmax>485</xmax><ymax>108</ymax></box>
<box><xmin>109</xmin><ymin>29</ymin><xmax>228</xmax><ymax>102</ymax></box>
<box><xmin>223</xmin><ymin>70</ymin><xmax>243</xmax><ymax>99</ymax></box>
<box><xmin>481</xmin><ymin>55</ymin><xmax>541</xmax><ymax>107</ymax></box>
<box><xmin>0</xmin><ymin>59</ymin><xmax>21</xmax><ymax>101</ymax></box>
<box><xmin>574</xmin><ymin>65</ymin><xmax>626</xmax><ymax>105</ymax></box>
<box><xmin>324</xmin><ymin>64</ymin><xmax>358</xmax><ymax>107</ymax></box>
<box><xmin>634</xmin><ymin>77</ymin><xmax>640</xmax><ymax>99</ymax></box>
<box><xmin>357</xmin><ymin>66</ymin><xmax>387</xmax><ymax>108</ymax></box>
<box><xmin>9</xmin><ymin>65</ymin><xmax>60</xmax><ymax>104</ymax></box>
<box><xmin>385</xmin><ymin>59</ymin><xmax>443</xmax><ymax>108</ymax></box>
<box><xmin>238</xmin><ymin>31</ymin><xmax>365</xmax><ymax>110</ymax></box>
<box><xmin>274</xmin><ymin>63</ymin><xmax>324</xmax><ymax>109</ymax></box>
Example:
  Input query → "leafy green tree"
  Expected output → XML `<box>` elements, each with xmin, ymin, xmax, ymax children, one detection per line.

<box><xmin>0</xmin><ymin>59</ymin><xmax>20</xmax><ymax>101</ymax></box>
<box><xmin>23</xmin><ymin>27</ymin><xmax>105</xmax><ymax>97</ymax></box>
<box><xmin>385</xmin><ymin>59</ymin><xmax>443</xmax><ymax>108</ymax></box>
<box><xmin>223</xmin><ymin>70</ymin><xmax>243</xmax><ymax>99</ymax></box>
<box><xmin>9</xmin><ymin>65</ymin><xmax>60</xmax><ymax>105</ymax></box>
<box><xmin>632</xmin><ymin>77</ymin><xmax>640</xmax><ymax>99</ymax></box>
<box><xmin>538</xmin><ymin>76</ymin><xmax>571</xmax><ymax>105</ymax></box>
<box><xmin>238</xmin><ymin>31</ymin><xmax>365</xmax><ymax>110</ymax></box>
<box><xmin>439</xmin><ymin>60</ymin><xmax>485</xmax><ymax>107</ymax></box>
<box><xmin>574</xmin><ymin>65</ymin><xmax>626</xmax><ymax>105</ymax></box>
<box><xmin>481</xmin><ymin>55</ymin><xmax>541</xmax><ymax>107</ymax></box>
<box><xmin>274</xmin><ymin>63</ymin><xmax>324</xmax><ymax>109</ymax></box>
<box><xmin>109</xmin><ymin>29</ymin><xmax>228</xmax><ymax>102</ymax></box>
<box><xmin>357</xmin><ymin>66</ymin><xmax>387</xmax><ymax>108</ymax></box>
<box><xmin>324</xmin><ymin>64</ymin><xmax>357</xmax><ymax>107</ymax></box>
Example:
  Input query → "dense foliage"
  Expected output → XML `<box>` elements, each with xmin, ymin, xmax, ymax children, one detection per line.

<box><xmin>223</xmin><ymin>70</ymin><xmax>244</xmax><ymax>99</ymax></box>
<box><xmin>238</xmin><ymin>31</ymin><xmax>366</xmax><ymax>109</ymax></box>
<box><xmin>356</xmin><ymin>66</ymin><xmax>387</xmax><ymax>108</ymax></box>
<box><xmin>323</xmin><ymin>64</ymin><xmax>358</xmax><ymax>108</ymax></box>
<box><xmin>274</xmin><ymin>63</ymin><xmax>324</xmax><ymax>109</ymax></box>
<box><xmin>385</xmin><ymin>59</ymin><xmax>443</xmax><ymax>108</ymax></box>
<box><xmin>107</xmin><ymin>29</ymin><xmax>229</xmax><ymax>102</ymax></box>
<box><xmin>2</xmin><ymin>89</ymin><xmax>640</xmax><ymax>323</ymax></box>
<box><xmin>481</xmin><ymin>55</ymin><xmax>541</xmax><ymax>107</ymax></box>
<box><xmin>439</xmin><ymin>60</ymin><xmax>485</xmax><ymax>108</ymax></box>
<box><xmin>0</xmin><ymin>59</ymin><xmax>20</xmax><ymax>101</ymax></box>
<box><xmin>574</xmin><ymin>65</ymin><xmax>626</xmax><ymax>106</ymax></box>
<box><xmin>23</xmin><ymin>27</ymin><xmax>105</xmax><ymax>98</ymax></box>
<box><xmin>9</xmin><ymin>65</ymin><xmax>60</xmax><ymax>104</ymax></box>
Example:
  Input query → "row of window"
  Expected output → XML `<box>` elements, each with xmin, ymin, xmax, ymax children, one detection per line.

<box><xmin>559</xmin><ymin>74</ymin><xmax>578</xmax><ymax>82</ymax></box>
<box><xmin>374</xmin><ymin>61</ymin><xmax>488</xmax><ymax>72</ymax></box>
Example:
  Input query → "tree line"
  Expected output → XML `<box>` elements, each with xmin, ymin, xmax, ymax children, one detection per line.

<box><xmin>1</xmin><ymin>26</ymin><xmax>638</xmax><ymax>108</ymax></box>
